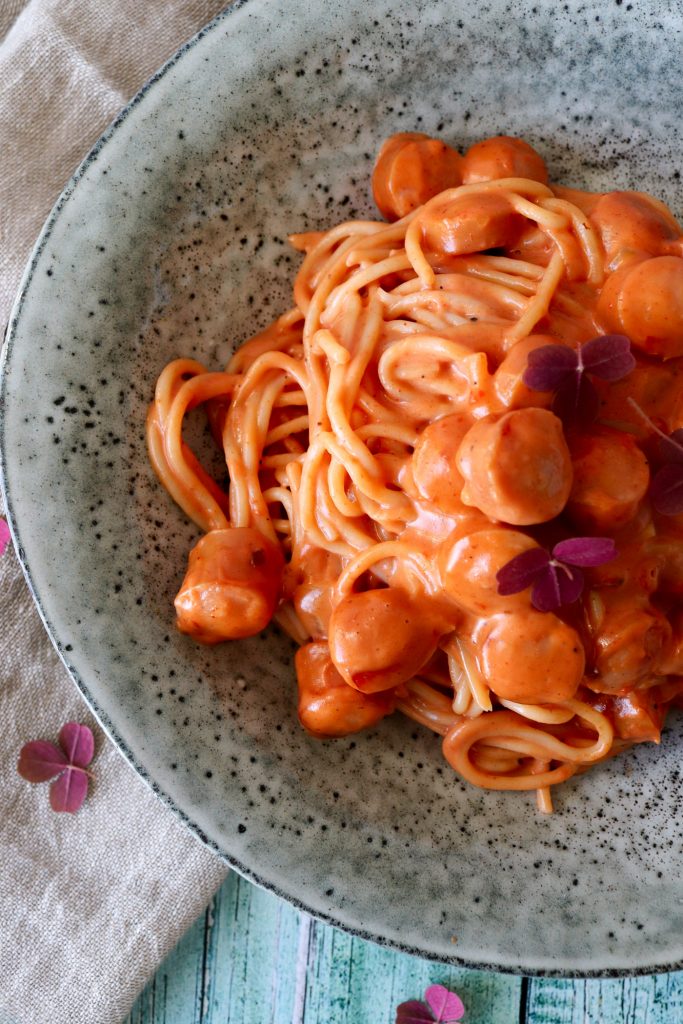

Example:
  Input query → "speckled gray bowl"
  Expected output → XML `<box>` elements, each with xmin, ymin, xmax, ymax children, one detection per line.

<box><xmin>3</xmin><ymin>0</ymin><xmax>683</xmax><ymax>976</ymax></box>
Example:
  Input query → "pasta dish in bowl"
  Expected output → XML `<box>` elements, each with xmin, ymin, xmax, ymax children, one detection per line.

<box><xmin>148</xmin><ymin>131</ymin><xmax>683</xmax><ymax>814</ymax></box>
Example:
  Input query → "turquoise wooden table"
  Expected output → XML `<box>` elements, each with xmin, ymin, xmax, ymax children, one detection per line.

<box><xmin>127</xmin><ymin>873</ymin><xmax>683</xmax><ymax>1023</ymax></box>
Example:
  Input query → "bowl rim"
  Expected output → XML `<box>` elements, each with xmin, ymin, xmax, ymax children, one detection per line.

<box><xmin>2</xmin><ymin>0</ymin><xmax>683</xmax><ymax>979</ymax></box>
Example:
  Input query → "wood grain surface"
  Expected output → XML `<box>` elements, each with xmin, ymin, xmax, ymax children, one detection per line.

<box><xmin>127</xmin><ymin>873</ymin><xmax>683</xmax><ymax>1023</ymax></box>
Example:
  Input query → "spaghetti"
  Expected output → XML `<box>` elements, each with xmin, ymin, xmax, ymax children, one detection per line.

<box><xmin>148</xmin><ymin>132</ymin><xmax>683</xmax><ymax>811</ymax></box>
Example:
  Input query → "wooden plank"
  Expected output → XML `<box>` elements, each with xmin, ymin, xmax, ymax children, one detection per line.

<box><xmin>129</xmin><ymin>873</ymin><xmax>683</xmax><ymax>1024</ymax></box>
<box><xmin>300</xmin><ymin>919</ymin><xmax>521</xmax><ymax>1023</ymax></box>
<box><xmin>129</xmin><ymin>873</ymin><xmax>522</xmax><ymax>1024</ymax></box>
<box><xmin>524</xmin><ymin>977</ymin><xmax>578</xmax><ymax>1023</ymax></box>
<box><xmin>127</xmin><ymin>903</ymin><xmax>208</xmax><ymax>1024</ymax></box>
<box><xmin>200</xmin><ymin>872</ymin><xmax>301</xmax><ymax>1023</ymax></box>
<box><xmin>526</xmin><ymin>973</ymin><xmax>683</xmax><ymax>1024</ymax></box>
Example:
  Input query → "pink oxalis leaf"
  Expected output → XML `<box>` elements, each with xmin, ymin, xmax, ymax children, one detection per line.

<box><xmin>496</xmin><ymin>537</ymin><xmax>617</xmax><ymax>612</ymax></box>
<box><xmin>49</xmin><ymin>766</ymin><xmax>90</xmax><ymax>813</ymax></box>
<box><xmin>523</xmin><ymin>334</ymin><xmax>635</xmax><ymax>426</ymax></box>
<box><xmin>0</xmin><ymin>518</ymin><xmax>10</xmax><ymax>556</ymax></box>
<box><xmin>17</xmin><ymin>740</ymin><xmax>68</xmax><ymax>782</ymax></box>
<box><xmin>18</xmin><ymin>722</ymin><xmax>95</xmax><ymax>813</ymax></box>
<box><xmin>425</xmin><ymin>985</ymin><xmax>466</xmax><ymax>1023</ymax></box>
<box><xmin>59</xmin><ymin>721</ymin><xmax>95</xmax><ymax>768</ymax></box>
<box><xmin>396</xmin><ymin>986</ymin><xmax>465</xmax><ymax>1024</ymax></box>
<box><xmin>396</xmin><ymin>999</ymin><xmax>435</xmax><ymax>1024</ymax></box>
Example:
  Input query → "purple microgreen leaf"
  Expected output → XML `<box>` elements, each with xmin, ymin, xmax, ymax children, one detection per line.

<box><xmin>396</xmin><ymin>1000</ymin><xmax>435</xmax><ymax>1024</ymax></box>
<box><xmin>496</xmin><ymin>547</ymin><xmax>550</xmax><ymax>596</ymax></box>
<box><xmin>551</xmin><ymin>537</ymin><xmax>617</xmax><ymax>568</ymax></box>
<box><xmin>49</xmin><ymin>766</ymin><xmax>89</xmax><ymax>814</ymax></box>
<box><xmin>425</xmin><ymin>984</ymin><xmax>466</xmax><ymax>1023</ymax></box>
<box><xmin>17</xmin><ymin>740</ymin><xmax>68</xmax><ymax>783</ymax></box>
<box><xmin>18</xmin><ymin>722</ymin><xmax>96</xmax><ymax>812</ymax></box>
<box><xmin>551</xmin><ymin>374</ymin><xmax>599</xmax><ymax>426</ymax></box>
<box><xmin>0</xmin><ymin>518</ymin><xmax>10</xmax><ymax>557</ymax></box>
<box><xmin>531</xmin><ymin>563</ymin><xmax>584</xmax><ymax>612</ymax></box>
<box><xmin>58</xmin><ymin>722</ymin><xmax>94</xmax><ymax>769</ymax></box>
<box><xmin>500</xmin><ymin>536</ymin><xmax>618</xmax><ymax>611</ymax></box>
<box><xmin>525</xmin><ymin>337</ymin><xmax>633</xmax><ymax>427</ymax></box>
<box><xmin>651</xmin><ymin>464</ymin><xmax>683</xmax><ymax>516</ymax></box>
<box><xmin>659</xmin><ymin>429</ymin><xmax>683</xmax><ymax>466</ymax></box>
<box><xmin>522</xmin><ymin>344</ymin><xmax>577</xmax><ymax>393</ymax></box>
<box><xmin>579</xmin><ymin>334</ymin><xmax>635</xmax><ymax>381</ymax></box>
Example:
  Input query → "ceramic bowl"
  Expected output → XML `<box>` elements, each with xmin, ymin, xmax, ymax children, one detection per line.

<box><xmin>3</xmin><ymin>0</ymin><xmax>683</xmax><ymax>975</ymax></box>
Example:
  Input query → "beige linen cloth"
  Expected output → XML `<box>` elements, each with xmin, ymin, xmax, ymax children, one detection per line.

<box><xmin>0</xmin><ymin>3</ymin><xmax>233</xmax><ymax>1022</ymax></box>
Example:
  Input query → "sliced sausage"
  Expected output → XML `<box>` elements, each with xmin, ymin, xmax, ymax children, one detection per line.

<box><xmin>411</xmin><ymin>413</ymin><xmax>472</xmax><ymax>513</ymax></box>
<box><xmin>419</xmin><ymin>191</ymin><xmax>520</xmax><ymax>257</ymax></box>
<box><xmin>462</xmin><ymin>135</ymin><xmax>548</xmax><ymax>185</ymax></box>
<box><xmin>175</xmin><ymin>527</ymin><xmax>283</xmax><ymax>643</ymax></box>
<box><xmin>439</xmin><ymin>527</ymin><xmax>540</xmax><ymax>615</ymax></box>
<box><xmin>456</xmin><ymin>408</ymin><xmax>573</xmax><ymax>525</ymax></box>
<box><xmin>328</xmin><ymin>587</ymin><xmax>441</xmax><ymax>692</ymax></box>
<box><xmin>473</xmin><ymin>609</ymin><xmax>585</xmax><ymax>704</ymax></box>
<box><xmin>567</xmin><ymin>429</ymin><xmax>650</xmax><ymax>532</ymax></box>
<box><xmin>493</xmin><ymin>334</ymin><xmax>562</xmax><ymax>410</ymax></box>
<box><xmin>590</xmin><ymin>191</ymin><xmax>681</xmax><ymax>268</ymax></box>
<box><xmin>372</xmin><ymin>132</ymin><xmax>464</xmax><ymax>221</ymax></box>
<box><xmin>596</xmin><ymin>255</ymin><xmax>683</xmax><ymax>359</ymax></box>
<box><xmin>590</xmin><ymin>597</ymin><xmax>671</xmax><ymax>693</ymax></box>
<box><xmin>296</xmin><ymin>641</ymin><xmax>396</xmax><ymax>738</ymax></box>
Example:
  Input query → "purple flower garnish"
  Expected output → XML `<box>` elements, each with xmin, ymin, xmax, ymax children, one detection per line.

<box><xmin>396</xmin><ymin>985</ymin><xmax>465</xmax><ymax>1024</ymax></box>
<box><xmin>496</xmin><ymin>538</ymin><xmax>617</xmax><ymax>612</ymax></box>
<box><xmin>627</xmin><ymin>398</ymin><xmax>683</xmax><ymax>515</ymax></box>
<box><xmin>523</xmin><ymin>334</ymin><xmax>635</xmax><ymax>425</ymax></box>
<box><xmin>18</xmin><ymin>722</ymin><xmax>95</xmax><ymax>813</ymax></box>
